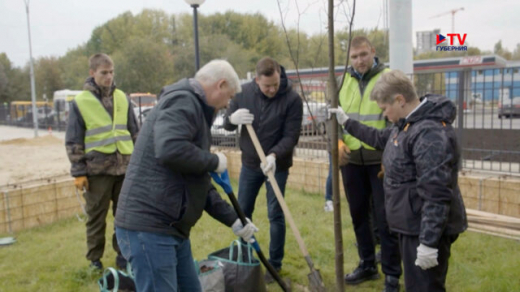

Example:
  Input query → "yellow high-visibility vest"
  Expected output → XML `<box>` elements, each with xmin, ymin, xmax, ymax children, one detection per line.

<box><xmin>339</xmin><ymin>68</ymin><xmax>389</xmax><ymax>150</ymax></box>
<box><xmin>75</xmin><ymin>89</ymin><xmax>134</xmax><ymax>154</ymax></box>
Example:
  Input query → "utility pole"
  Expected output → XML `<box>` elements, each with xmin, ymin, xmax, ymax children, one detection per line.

<box><xmin>389</xmin><ymin>0</ymin><xmax>413</xmax><ymax>74</ymax></box>
<box><xmin>24</xmin><ymin>0</ymin><xmax>39</xmax><ymax>137</ymax></box>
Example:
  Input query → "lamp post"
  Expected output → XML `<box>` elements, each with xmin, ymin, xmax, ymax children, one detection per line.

<box><xmin>184</xmin><ymin>0</ymin><xmax>205</xmax><ymax>71</ymax></box>
<box><xmin>24</xmin><ymin>0</ymin><xmax>39</xmax><ymax>137</ymax></box>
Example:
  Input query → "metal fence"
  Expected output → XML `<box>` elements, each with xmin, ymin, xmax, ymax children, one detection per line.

<box><xmin>0</xmin><ymin>102</ymin><xmax>68</xmax><ymax>131</ymax></box>
<box><xmin>210</xmin><ymin>101</ymin><xmax>330</xmax><ymax>160</ymax></box>
<box><xmin>413</xmin><ymin>67</ymin><xmax>520</xmax><ymax>174</ymax></box>
<box><xmin>1</xmin><ymin>67</ymin><xmax>518</xmax><ymax>175</ymax></box>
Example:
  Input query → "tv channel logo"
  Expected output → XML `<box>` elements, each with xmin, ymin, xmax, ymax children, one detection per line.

<box><xmin>436</xmin><ymin>33</ymin><xmax>468</xmax><ymax>51</ymax></box>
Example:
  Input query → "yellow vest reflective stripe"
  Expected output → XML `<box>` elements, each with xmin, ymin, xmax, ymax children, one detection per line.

<box><xmin>339</xmin><ymin>68</ymin><xmax>390</xmax><ymax>150</ymax></box>
<box><xmin>75</xmin><ymin>89</ymin><xmax>134</xmax><ymax>154</ymax></box>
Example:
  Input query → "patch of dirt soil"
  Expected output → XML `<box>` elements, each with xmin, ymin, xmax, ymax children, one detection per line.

<box><xmin>0</xmin><ymin>136</ymin><xmax>70</xmax><ymax>185</ymax></box>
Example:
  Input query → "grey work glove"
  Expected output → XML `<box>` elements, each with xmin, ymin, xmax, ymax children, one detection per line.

<box><xmin>214</xmin><ymin>152</ymin><xmax>227</xmax><ymax>174</ymax></box>
<box><xmin>415</xmin><ymin>243</ymin><xmax>439</xmax><ymax>270</ymax></box>
<box><xmin>229</xmin><ymin>108</ymin><xmax>254</xmax><ymax>125</ymax></box>
<box><xmin>260</xmin><ymin>154</ymin><xmax>276</xmax><ymax>176</ymax></box>
<box><xmin>232</xmin><ymin>218</ymin><xmax>259</xmax><ymax>242</ymax></box>
<box><xmin>328</xmin><ymin>107</ymin><xmax>350</xmax><ymax>125</ymax></box>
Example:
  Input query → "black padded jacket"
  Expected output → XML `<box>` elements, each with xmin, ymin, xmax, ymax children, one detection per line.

<box><xmin>344</xmin><ymin>94</ymin><xmax>468</xmax><ymax>247</ymax></box>
<box><xmin>223</xmin><ymin>66</ymin><xmax>303</xmax><ymax>171</ymax></box>
<box><xmin>115</xmin><ymin>79</ymin><xmax>238</xmax><ymax>239</ymax></box>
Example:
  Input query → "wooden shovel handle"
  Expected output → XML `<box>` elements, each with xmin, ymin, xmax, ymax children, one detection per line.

<box><xmin>245</xmin><ymin>124</ymin><xmax>310</xmax><ymax>257</ymax></box>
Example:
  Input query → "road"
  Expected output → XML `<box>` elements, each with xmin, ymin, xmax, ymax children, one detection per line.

<box><xmin>456</xmin><ymin>111</ymin><xmax>520</xmax><ymax>129</ymax></box>
<box><xmin>0</xmin><ymin>125</ymin><xmax>64</xmax><ymax>141</ymax></box>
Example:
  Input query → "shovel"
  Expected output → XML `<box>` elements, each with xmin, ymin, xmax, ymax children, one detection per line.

<box><xmin>211</xmin><ymin>170</ymin><xmax>291</xmax><ymax>292</ymax></box>
<box><xmin>245</xmin><ymin>124</ymin><xmax>326</xmax><ymax>292</ymax></box>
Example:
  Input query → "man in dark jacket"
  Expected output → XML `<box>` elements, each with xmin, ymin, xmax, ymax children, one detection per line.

<box><xmin>114</xmin><ymin>60</ymin><xmax>258</xmax><ymax>292</ymax></box>
<box><xmin>337</xmin><ymin>36</ymin><xmax>402</xmax><ymax>291</ymax></box>
<box><xmin>223</xmin><ymin>57</ymin><xmax>303</xmax><ymax>282</ymax></box>
<box><xmin>331</xmin><ymin>70</ymin><xmax>467</xmax><ymax>292</ymax></box>
<box><xmin>65</xmin><ymin>53</ymin><xmax>138</xmax><ymax>270</ymax></box>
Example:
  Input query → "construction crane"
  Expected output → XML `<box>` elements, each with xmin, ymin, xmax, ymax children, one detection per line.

<box><xmin>430</xmin><ymin>7</ymin><xmax>464</xmax><ymax>33</ymax></box>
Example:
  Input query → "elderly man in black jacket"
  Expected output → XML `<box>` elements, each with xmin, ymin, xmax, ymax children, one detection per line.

<box><xmin>223</xmin><ymin>57</ymin><xmax>303</xmax><ymax>282</ymax></box>
<box><xmin>331</xmin><ymin>70</ymin><xmax>467</xmax><ymax>292</ymax></box>
<box><xmin>115</xmin><ymin>60</ymin><xmax>259</xmax><ymax>292</ymax></box>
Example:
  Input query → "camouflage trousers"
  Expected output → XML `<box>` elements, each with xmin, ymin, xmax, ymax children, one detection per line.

<box><xmin>83</xmin><ymin>175</ymin><xmax>125</xmax><ymax>261</ymax></box>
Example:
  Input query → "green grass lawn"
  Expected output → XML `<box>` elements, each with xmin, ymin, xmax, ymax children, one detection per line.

<box><xmin>0</xmin><ymin>180</ymin><xmax>519</xmax><ymax>291</ymax></box>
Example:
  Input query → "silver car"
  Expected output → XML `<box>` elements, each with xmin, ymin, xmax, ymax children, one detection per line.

<box><xmin>211</xmin><ymin>110</ymin><xmax>239</xmax><ymax>147</ymax></box>
<box><xmin>498</xmin><ymin>97</ymin><xmax>520</xmax><ymax>118</ymax></box>
<box><xmin>134</xmin><ymin>106</ymin><xmax>154</xmax><ymax>126</ymax></box>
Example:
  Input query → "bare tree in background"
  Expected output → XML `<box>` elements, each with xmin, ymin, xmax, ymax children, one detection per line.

<box><xmin>277</xmin><ymin>0</ymin><xmax>328</xmax><ymax>141</ymax></box>
<box><xmin>277</xmin><ymin>0</ymin><xmax>356</xmax><ymax>290</ymax></box>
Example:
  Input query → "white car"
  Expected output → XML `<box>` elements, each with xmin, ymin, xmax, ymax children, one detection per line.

<box><xmin>211</xmin><ymin>111</ymin><xmax>239</xmax><ymax>147</ymax></box>
<box><xmin>133</xmin><ymin>106</ymin><xmax>154</xmax><ymax>126</ymax></box>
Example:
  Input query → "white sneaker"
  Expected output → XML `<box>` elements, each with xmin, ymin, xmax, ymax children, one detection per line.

<box><xmin>324</xmin><ymin>200</ymin><xmax>334</xmax><ymax>212</ymax></box>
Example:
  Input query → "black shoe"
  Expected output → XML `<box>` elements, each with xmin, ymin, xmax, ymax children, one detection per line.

<box><xmin>376</xmin><ymin>250</ymin><xmax>382</xmax><ymax>264</ymax></box>
<box><xmin>116</xmin><ymin>253</ymin><xmax>128</xmax><ymax>270</ymax></box>
<box><xmin>344</xmin><ymin>263</ymin><xmax>379</xmax><ymax>285</ymax></box>
<box><xmin>264</xmin><ymin>267</ymin><xmax>281</xmax><ymax>284</ymax></box>
<box><xmin>382</xmin><ymin>275</ymin><xmax>400</xmax><ymax>292</ymax></box>
<box><xmin>90</xmin><ymin>260</ymin><xmax>103</xmax><ymax>271</ymax></box>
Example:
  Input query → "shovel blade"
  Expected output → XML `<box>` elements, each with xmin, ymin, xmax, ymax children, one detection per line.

<box><xmin>0</xmin><ymin>237</ymin><xmax>16</xmax><ymax>246</ymax></box>
<box><xmin>307</xmin><ymin>269</ymin><xmax>326</xmax><ymax>292</ymax></box>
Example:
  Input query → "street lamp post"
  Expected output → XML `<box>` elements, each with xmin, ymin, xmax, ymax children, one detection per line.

<box><xmin>184</xmin><ymin>0</ymin><xmax>205</xmax><ymax>71</ymax></box>
<box><xmin>24</xmin><ymin>0</ymin><xmax>39</xmax><ymax>137</ymax></box>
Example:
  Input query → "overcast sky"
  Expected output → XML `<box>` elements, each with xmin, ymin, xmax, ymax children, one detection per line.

<box><xmin>1</xmin><ymin>0</ymin><xmax>519</xmax><ymax>68</ymax></box>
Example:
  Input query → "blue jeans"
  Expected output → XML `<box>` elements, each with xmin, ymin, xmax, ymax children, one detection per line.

<box><xmin>325</xmin><ymin>154</ymin><xmax>332</xmax><ymax>201</ymax></box>
<box><xmin>115</xmin><ymin>227</ymin><xmax>201</xmax><ymax>292</ymax></box>
<box><xmin>237</xmin><ymin>165</ymin><xmax>289</xmax><ymax>269</ymax></box>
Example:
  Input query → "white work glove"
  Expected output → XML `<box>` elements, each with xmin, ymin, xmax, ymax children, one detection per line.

<box><xmin>229</xmin><ymin>108</ymin><xmax>254</xmax><ymax>125</ymax></box>
<box><xmin>328</xmin><ymin>107</ymin><xmax>350</xmax><ymax>125</ymax></box>
<box><xmin>415</xmin><ymin>243</ymin><xmax>439</xmax><ymax>270</ymax></box>
<box><xmin>260</xmin><ymin>154</ymin><xmax>276</xmax><ymax>176</ymax></box>
<box><xmin>232</xmin><ymin>218</ymin><xmax>259</xmax><ymax>243</ymax></box>
<box><xmin>214</xmin><ymin>152</ymin><xmax>227</xmax><ymax>174</ymax></box>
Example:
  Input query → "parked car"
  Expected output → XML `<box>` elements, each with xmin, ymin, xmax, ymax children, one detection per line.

<box><xmin>301</xmin><ymin>102</ymin><xmax>328</xmax><ymax>135</ymax></box>
<box><xmin>133</xmin><ymin>106</ymin><xmax>154</xmax><ymax>127</ymax></box>
<box><xmin>211</xmin><ymin>110</ymin><xmax>239</xmax><ymax>147</ymax></box>
<box><xmin>498</xmin><ymin>97</ymin><xmax>520</xmax><ymax>118</ymax></box>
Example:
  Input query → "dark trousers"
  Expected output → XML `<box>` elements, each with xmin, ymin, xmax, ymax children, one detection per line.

<box><xmin>341</xmin><ymin>164</ymin><xmax>401</xmax><ymax>277</ymax></box>
<box><xmin>325</xmin><ymin>154</ymin><xmax>333</xmax><ymax>201</ymax></box>
<box><xmin>237</xmin><ymin>165</ymin><xmax>289</xmax><ymax>269</ymax></box>
<box><xmin>84</xmin><ymin>174</ymin><xmax>124</xmax><ymax>261</ymax></box>
<box><xmin>399</xmin><ymin>234</ymin><xmax>459</xmax><ymax>292</ymax></box>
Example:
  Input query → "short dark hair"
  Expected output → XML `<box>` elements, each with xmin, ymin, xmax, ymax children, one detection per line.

<box><xmin>89</xmin><ymin>53</ymin><xmax>114</xmax><ymax>71</ymax></box>
<box><xmin>350</xmin><ymin>36</ymin><xmax>373</xmax><ymax>49</ymax></box>
<box><xmin>256</xmin><ymin>57</ymin><xmax>281</xmax><ymax>77</ymax></box>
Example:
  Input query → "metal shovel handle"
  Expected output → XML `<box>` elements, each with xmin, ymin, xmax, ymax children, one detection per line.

<box><xmin>210</xmin><ymin>171</ymin><xmax>290</xmax><ymax>291</ymax></box>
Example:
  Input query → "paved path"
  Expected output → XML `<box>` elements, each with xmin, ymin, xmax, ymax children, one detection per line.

<box><xmin>0</xmin><ymin>126</ymin><xmax>64</xmax><ymax>141</ymax></box>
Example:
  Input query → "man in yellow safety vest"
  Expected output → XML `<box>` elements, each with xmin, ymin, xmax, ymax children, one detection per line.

<box><xmin>65</xmin><ymin>53</ymin><xmax>139</xmax><ymax>271</ymax></box>
<box><xmin>337</xmin><ymin>36</ymin><xmax>402</xmax><ymax>292</ymax></box>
